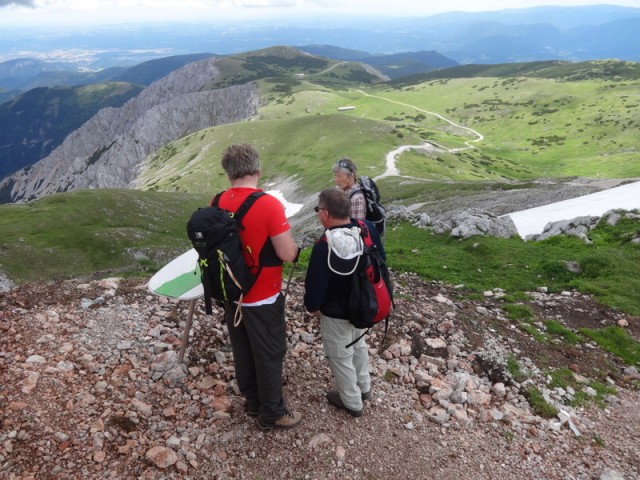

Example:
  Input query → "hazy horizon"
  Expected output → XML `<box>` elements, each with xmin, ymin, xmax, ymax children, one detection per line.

<box><xmin>1</xmin><ymin>0</ymin><xmax>639</xmax><ymax>26</ymax></box>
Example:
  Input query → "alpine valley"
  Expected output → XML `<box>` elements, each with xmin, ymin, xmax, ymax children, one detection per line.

<box><xmin>1</xmin><ymin>6</ymin><xmax>640</xmax><ymax>479</ymax></box>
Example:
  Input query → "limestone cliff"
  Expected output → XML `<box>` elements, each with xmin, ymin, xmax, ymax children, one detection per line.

<box><xmin>0</xmin><ymin>57</ymin><xmax>259</xmax><ymax>203</ymax></box>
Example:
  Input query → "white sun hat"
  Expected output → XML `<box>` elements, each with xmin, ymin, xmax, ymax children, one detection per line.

<box><xmin>325</xmin><ymin>226</ymin><xmax>364</xmax><ymax>275</ymax></box>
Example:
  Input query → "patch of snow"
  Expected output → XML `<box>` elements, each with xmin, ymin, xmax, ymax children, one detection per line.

<box><xmin>505</xmin><ymin>181</ymin><xmax>640</xmax><ymax>237</ymax></box>
<box><xmin>265</xmin><ymin>189</ymin><xmax>303</xmax><ymax>218</ymax></box>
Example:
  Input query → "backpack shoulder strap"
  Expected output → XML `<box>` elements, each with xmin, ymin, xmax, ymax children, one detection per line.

<box><xmin>212</xmin><ymin>191</ymin><xmax>265</xmax><ymax>229</ymax></box>
<box><xmin>349</xmin><ymin>184</ymin><xmax>365</xmax><ymax>199</ymax></box>
<box><xmin>234</xmin><ymin>191</ymin><xmax>266</xmax><ymax>227</ymax></box>
<box><xmin>211</xmin><ymin>191</ymin><xmax>224</xmax><ymax>207</ymax></box>
<box><xmin>355</xmin><ymin>219</ymin><xmax>373</xmax><ymax>248</ymax></box>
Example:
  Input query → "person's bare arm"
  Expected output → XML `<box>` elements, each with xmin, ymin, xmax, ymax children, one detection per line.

<box><xmin>271</xmin><ymin>229</ymin><xmax>299</xmax><ymax>263</ymax></box>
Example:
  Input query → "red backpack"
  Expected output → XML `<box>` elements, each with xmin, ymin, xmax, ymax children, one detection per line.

<box><xmin>345</xmin><ymin>219</ymin><xmax>394</xmax><ymax>347</ymax></box>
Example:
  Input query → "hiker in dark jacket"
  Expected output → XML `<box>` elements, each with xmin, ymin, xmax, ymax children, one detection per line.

<box><xmin>304</xmin><ymin>188</ymin><xmax>385</xmax><ymax>417</ymax></box>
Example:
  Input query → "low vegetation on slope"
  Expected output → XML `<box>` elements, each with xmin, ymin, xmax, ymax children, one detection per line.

<box><xmin>384</xmin><ymin>216</ymin><xmax>640</xmax><ymax>316</ymax></box>
<box><xmin>133</xmin><ymin>58</ymin><xmax>639</xmax><ymax>214</ymax></box>
<box><xmin>135</xmin><ymin>114</ymin><xmax>406</xmax><ymax>195</ymax></box>
<box><xmin>0</xmin><ymin>189</ymin><xmax>205</xmax><ymax>284</ymax></box>
<box><xmin>1</xmin><ymin>189</ymin><xmax>639</xmax><ymax>320</ymax></box>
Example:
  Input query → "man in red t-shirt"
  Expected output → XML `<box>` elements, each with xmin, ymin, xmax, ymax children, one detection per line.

<box><xmin>213</xmin><ymin>144</ymin><xmax>301</xmax><ymax>430</ymax></box>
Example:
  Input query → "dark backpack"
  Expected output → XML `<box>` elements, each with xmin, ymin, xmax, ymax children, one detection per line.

<box><xmin>346</xmin><ymin>219</ymin><xmax>394</xmax><ymax>347</ymax></box>
<box><xmin>186</xmin><ymin>191</ymin><xmax>265</xmax><ymax>316</ymax></box>
<box><xmin>351</xmin><ymin>176</ymin><xmax>386</xmax><ymax>237</ymax></box>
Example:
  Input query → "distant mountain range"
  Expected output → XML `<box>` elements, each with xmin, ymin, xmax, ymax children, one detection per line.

<box><xmin>0</xmin><ymin>53</ymin><xmax>215</xmax><ymax>103</ymax></box>
<box><xmin>2</xmin><ymin>5</ymin><xmax>638</xmax><ymax>96</ymax></box>
<box><xmin>1</xmin><ymin>5</ymin><xmax>638</xmax><ymax>70</ymax></box>
<box><xmin>295</xmin><ymin>47</ymin><xmax>459</xmax><ymax>80</ymax></box>
<box><xmin>1</xmin><ymin>4</ymin><xmax>639</xmax><ymax>200</ymax></box>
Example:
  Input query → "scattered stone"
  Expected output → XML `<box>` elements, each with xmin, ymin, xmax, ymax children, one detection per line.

<box><xmin>599</xmin><ymin>468</ymin><xmax>625</xmax><ymax>480</ymax></box>
<box><xmin>145</xmin><ymin>446</ymin><xmax>178</xmax><ymax>469</ymax></box>
<box><xmin>309</xmin><ymin>433</ymin><xmax>333</xmax><ymax>449</ymax></box>
<box><xmin>1</xmin><ymin>272</ymin><xmax>637</xmax><ymax>478</ymax></box>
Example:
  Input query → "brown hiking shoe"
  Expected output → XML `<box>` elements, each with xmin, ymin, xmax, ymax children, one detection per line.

<box><xmin>257</xmin><ymin>410</ymin><xmax>302</xmax><ymax>430</ymax></box>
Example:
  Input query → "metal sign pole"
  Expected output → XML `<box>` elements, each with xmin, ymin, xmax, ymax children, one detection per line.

<box><xmin>178</xmin><ymin>298</ymin><xmax>197</xmax><ymax>363</ymax></box>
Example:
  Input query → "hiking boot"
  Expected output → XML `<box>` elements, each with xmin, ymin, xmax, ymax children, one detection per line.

<box><xmin>326</xmin><ymin>390</ymin><xmax>363</xmax><ymax>418</ymax></box>
<box><xmin>244</xmin><ymin>402</ymin><xmax>259</xmax><ymax>417</ymax></box>
<box><xmin>361</xmin><ymin>389</ymin><xmax>371</xmax><ymax>401</ymax></box>
<box><xmin>257</xmin><ymin>410</ymin><xmax>302</xmax><ymax>430</ymax></box>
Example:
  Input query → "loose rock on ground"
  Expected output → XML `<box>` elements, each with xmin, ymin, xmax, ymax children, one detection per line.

<box><xmin>0</xmin><ymin>274</ymin><xmax>638</xmax><ymax>479</ymax></box>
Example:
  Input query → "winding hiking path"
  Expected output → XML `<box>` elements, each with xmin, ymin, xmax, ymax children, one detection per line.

<box><xmin>353</xmin><ymin>89</ymin><xmax>483</xmax><ymax>181</ymax></box>
<box><xmin>350</xmin><ymin>89</ymin><xmax>640</xmax><ymax>235</ymax></box>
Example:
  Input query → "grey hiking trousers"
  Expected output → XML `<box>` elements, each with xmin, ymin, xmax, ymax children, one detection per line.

<box><xmin>320</xmin><ymin>314</ymin><xmax>371</xmax><ymax>411</ymax></box>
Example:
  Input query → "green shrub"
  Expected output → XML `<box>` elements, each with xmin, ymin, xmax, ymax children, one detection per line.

<box><xmin>503</xmin><ymin>303</ymin><xmax>534</xmax><ymax>320</ymax></box>
<box><xmin>524</xmin><ymin>386</ymin><xmax>559</xmax><ymax>418</ymax></box>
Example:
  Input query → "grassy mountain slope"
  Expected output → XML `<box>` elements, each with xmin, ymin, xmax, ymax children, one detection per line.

<box><xmin>135</xmin><ymin>114</ymin><xmax>410</xmax><ymax>195</ymax></box>
<box><xmin>391</xmin><ymin>59</ymin><xmax>640</xmax><ymax>83</ymax></box>
<box><xmin>0</xmin><ymin>189</ymin><xmax>204</xmax><ymax>284</ymax></box>
<box><xmin>1</xmin><ymin>55</ymin><xmax>639</xmax><ymax>317</ymax></box>
<box><xmin>1</xmin><ymin>189</ymin><xmax>638</xmax><ymax>318</ymax></box>
<box><xmin>379</xmin><ymin>74</ymin><xmax>640</xmax><ymax>180</ymax></box>
<box><xmin>204</xmin><ymin>46</ymin><xmax>384</xmax><ymax>90</ymax></box>
<box><xmin>134</xmin><ymin>59</ymin><xmax>639</xmax><ymax>213</ymax></box>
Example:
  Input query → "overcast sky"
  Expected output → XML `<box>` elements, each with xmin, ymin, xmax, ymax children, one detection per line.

<box><xmin>1</xmin><ymin>0</ymin><xmax>639</xmax><ymax>26</ymax></box>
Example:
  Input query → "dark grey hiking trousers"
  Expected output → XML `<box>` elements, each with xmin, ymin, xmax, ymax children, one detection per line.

<box><xmin>224</xmin><ymin>294</ymin><xmax>287</xmax><ymax>423</ymax></box>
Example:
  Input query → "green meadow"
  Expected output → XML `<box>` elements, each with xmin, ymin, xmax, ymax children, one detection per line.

<box><xmin>1</xmin><ymin>189</ymin><xmax>639</xmax><ymax>321</ymax></box>
<box><xmin>136</xmin><ymin>61</ymin><xmax>640</xmax><ymax>208</ymax></box>
<box><xmin>0</xmin><ymin>190</ymin><xmax>204</xmax><ymax>284</ymax></box>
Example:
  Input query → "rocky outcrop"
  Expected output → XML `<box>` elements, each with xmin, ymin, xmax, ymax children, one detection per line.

<box><xmin>527</xmin><ymin>215</ymin><xmax>600</xmax><ymax>243</ymax></box>
<box><xmin>387</xmin><ymin>205</ymin><xmax>640</xmax><ymax>243</ymax></box>
<box><xmin>387</xmin><ymin>205</ymin><xmax>519</xmax><ymax>239</ymax></box>
<box><xmin>527</xmin><ymin>210</ymin><xmax>640</xmax><ymax>243</ymax></box>
<box><xmin>0</xmin><ymin>57</ymin><xmax>260</xmax><ymax>204</ymax></box>
<box><xmin>448</xmin><ymin>209</ymin><xmax>518</xmax><ymax>239</ymax></box>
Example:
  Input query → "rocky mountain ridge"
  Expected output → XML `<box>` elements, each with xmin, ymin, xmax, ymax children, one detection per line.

<box><xmin>0</xmin><ymin>274</ymin><xmax>638</xmax><ymax>478</ymax></box>
<box><xmin>0</xmin><ymin>57</ymin><xmax>259</xmax><ymax>204</ymax></box>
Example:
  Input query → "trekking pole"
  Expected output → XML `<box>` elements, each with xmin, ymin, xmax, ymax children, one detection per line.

<box><xmin>283</xmin><ymin>260</ymin><xmax>297</xmax><ymax>301</ymax></box>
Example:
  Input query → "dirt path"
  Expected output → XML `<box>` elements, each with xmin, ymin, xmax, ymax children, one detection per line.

<box><xmin>354</xmin><ymin>89</ymin><xmax>483</xmax><ymax>181</ymax></box>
